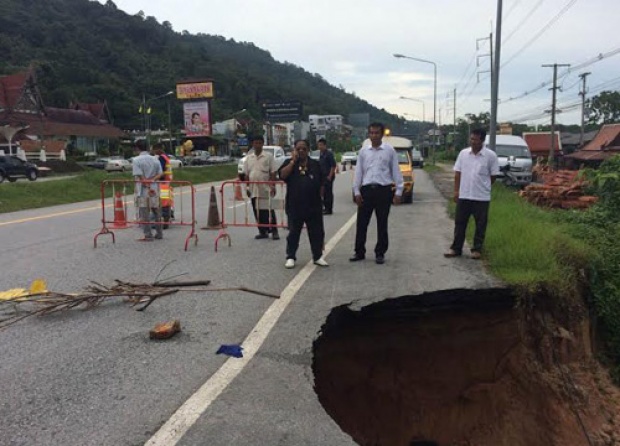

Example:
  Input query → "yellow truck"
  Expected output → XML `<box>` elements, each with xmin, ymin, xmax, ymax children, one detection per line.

<box><xmin>360</xmin><ymin>136</ymin><xmax>415</xmax><ymax>204</ymax></box>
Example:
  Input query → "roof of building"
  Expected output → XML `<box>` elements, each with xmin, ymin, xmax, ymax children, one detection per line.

<box><xmin>561</xmin><ymin>130</ymin><xmax>598</xmax><ymax>146</ymax></box>
<box><xmin>565</xmin><ymin>148</ymin><xmax>620</xmax><ymax>161</ymax></box>
<box><xmin>20</xmin><ymin>139</ymin><xmax>66</xmax><ymax>153</ymax></box>
<box><xmin>0</xmin><ymin>69</ymin><xmax>34</xmax><ymax>110</ymax></box>
<box><xmin>522</xmin><ymin>132</ymin><xmax>562</xmax><ymax>156</ymax></box>
<box><xmin>580</xmin><ymin>123</ymin><xmax>620</xmax><ymax>152</ymax></box>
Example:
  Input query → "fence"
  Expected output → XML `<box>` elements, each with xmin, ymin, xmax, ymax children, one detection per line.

<box><xmin>214</xmin><ymin>180</ymin><xmax>287</xmax><ymax>251</ymax></box>
<box><xmin>94</xmin><ymin>179</ymin><xmax>198</xmax><ymax>250</ymax></box>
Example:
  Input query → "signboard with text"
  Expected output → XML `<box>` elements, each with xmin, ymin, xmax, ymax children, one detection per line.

<box><xmin>176</xmin><ymin>81</ymin><xmax>214</xmax><ymax>100</ymax></box>
<box><xmin>262</xmin><ymin>100</ymin><xmax>302</xmax><ymax>123</ymax></box>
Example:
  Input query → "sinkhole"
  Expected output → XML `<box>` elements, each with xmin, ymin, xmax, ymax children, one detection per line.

<box><xmin>312</xmin><ymin>288</ymin><xmax>610</xmax><ymax>446</ymax></box>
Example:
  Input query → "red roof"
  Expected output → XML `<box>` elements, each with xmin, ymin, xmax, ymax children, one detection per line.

<box><xmin>522</xmin><ymin>132</ymin><xmax>562</xmax><ymax>157</ymax></box>
<box><xmin>71</xmin><ymin>102</ymin><xmax>108</xmax><ymax>122</ymax></box>
<box><xmin>0</xmin><ymin>69</ymin><xmax>33</xmax><ymax>109</ymax></box>
<box><xmin>565</xmin><ymin>148</ymin><xmax>620</xmax><ymax>161</ymax></box>
<box><xmin>580</xmin><ymin>123</ymin><xmax>620</xmax><ymax>151</ymax></box>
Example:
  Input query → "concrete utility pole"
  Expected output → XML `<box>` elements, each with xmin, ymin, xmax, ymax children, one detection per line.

<box><xmin>579</xmin><ymin>72</ymin><xmax>591</xmax><ymax>146</ymax></box>
<box><xmin>489</xmin><ymin>1</ymin><xmax>503</xmax><ymax>152</ymax></box>
<box><xmin>542</xmin><ymin>63</ymin><xmax>571</xmax><ymax>166</ymax></box>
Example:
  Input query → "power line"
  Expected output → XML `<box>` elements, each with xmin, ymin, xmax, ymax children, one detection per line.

<box><xmin>502</xmin><ymin>0</ymin><xmax>579</xmax><ymax>68</ymax></box>
<box><xmin>502</xmin><ymin>0</ymin><xmax>545</xmax><ymax>45</ymax></box>
<box><xmin>455</xmin><ymin>51</ymin><xmax>478</xmax><ymax>93</ymax></box>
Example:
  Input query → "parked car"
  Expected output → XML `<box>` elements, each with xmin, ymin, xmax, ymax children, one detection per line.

<box><xmin>0</xmin><ymin>155</ymin><xmax>39</xmax><ymax>183</ymax></box>
<box><xmin>237</xmin><ymin>146</ymin><xmax>287</xmax><ymax>175</ymax></box>
<box><xmin>85</xmin><ymin>157</ymin><xmax>110</xmax><ymax>170</ymax></box>
<box><xmin>167</xmin><ymin>154</ymin><xmax>184</xmax><ymax>169</ymax></box>
<box><xmin>105</xmin><ymin>158</ymin><xmax>132</xmax><ymax>172</ymax></box>
<box><xmin>410</xmin><ymin>149</ymin><xmax>424</xmax><ymax>168</ymax></box>
<box><xmin>341</xmin><ymin>151</ymin><xmax>358</xmax><ymax>165</ymax></box>
<box><xmin>486</xmin><ymin>135</ymin><xmax>533</xmax><ymax>187</ymax></box>
<box><xmin>190</xmin><ymin>151</ymin><xmax>211</xmax><ymax>166</ymax></box>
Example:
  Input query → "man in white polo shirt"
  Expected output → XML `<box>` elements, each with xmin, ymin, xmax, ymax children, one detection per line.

<box><xmin>444</xmin><ymin>128</ymin><xmax>500</xmax><ymax>260</ymax></box>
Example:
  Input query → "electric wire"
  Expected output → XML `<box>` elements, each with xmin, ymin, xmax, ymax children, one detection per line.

<box><xmin>502</xmin><ymin>0</ymin><xmax>545</xmax><ymax>45</ymax></box>
<box><xmin>502</xmin><ymin>0</ymin><xmax>579</xmax><ymax>69</ymax></box>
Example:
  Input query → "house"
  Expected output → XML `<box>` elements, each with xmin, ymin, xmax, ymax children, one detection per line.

<box><xmin>564</xmin><ymin>123</ymin><xmax>620</xmax><ymax>168</ymax></box>
<box><xmin>522</xmin><ymin>132</ymin><xmax>562</xmax><ymax>161</ymax></box>
<box><xmin>0</xmin><ymin>67</ymin><xmax>124</xmax><ymax>159</ymax></box>
<box><xmin>561</xmin><ymin>130</ymin><xmax>597</xmax><ymax>155</ymax></box>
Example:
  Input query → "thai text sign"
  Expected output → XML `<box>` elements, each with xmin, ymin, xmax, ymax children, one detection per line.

<box><xmin>176</xmin><ymin>82</ymin><xmax>214</xmax><ymax>99</ymax></box>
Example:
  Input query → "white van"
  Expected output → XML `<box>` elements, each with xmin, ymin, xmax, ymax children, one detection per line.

<box><xmin>485</xmin><ymin>135</ymin><xmax>533</xmax><ymax>187</ymax></box>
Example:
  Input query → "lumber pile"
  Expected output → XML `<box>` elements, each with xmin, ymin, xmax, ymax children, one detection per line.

<box><xmin>518</xmin><ymin>170</ymin><xmax>599</xmax><ymax>210</ymax></box>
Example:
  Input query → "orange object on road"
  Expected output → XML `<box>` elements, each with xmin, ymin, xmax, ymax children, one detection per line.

<box><xmin>112</xmin><ymin>191</ymin><xmax>128</xmax><ymax>229</ymax></box>
<box><xmin>202</xmin><ymin>185</ymin><xmax>223</xmax><ymax>230</ymax></box>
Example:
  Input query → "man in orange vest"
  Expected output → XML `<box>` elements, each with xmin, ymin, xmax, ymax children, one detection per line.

<box><xmin>153</xmin><ymin>144</ymin><xmax>174</xmax><ymax>228</ymax></box>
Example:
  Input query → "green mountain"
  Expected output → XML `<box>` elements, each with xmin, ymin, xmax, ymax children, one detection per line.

<box><xmin>0</xmin><ymin>0</ymin><xmax>409</xmax><ymax>133</ymax></box>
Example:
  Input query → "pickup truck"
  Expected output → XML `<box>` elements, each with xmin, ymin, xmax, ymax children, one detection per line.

<box><xmin>0</xmin><ymin>156</ymin><xmax>39</xmax><ymax>183</ymax></box>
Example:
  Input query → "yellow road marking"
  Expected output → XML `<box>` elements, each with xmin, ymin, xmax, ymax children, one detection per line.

<box><xmin>0</xmin><ymin>205</ymin><xmax>103</xmax><ymax>227</ymax></box>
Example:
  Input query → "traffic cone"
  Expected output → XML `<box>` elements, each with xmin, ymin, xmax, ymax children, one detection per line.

<box><xmin>234</xmin><ymin>183</ymin><xmax>244</xmax><ymax>201</ymax></box>
<box><xmin>112</xmin><ymin>190</ymin><xmax>128</xmax><ymax>229</ymax></box>
<box><xmin>202</xmin><ymin>185</ymin><xmax>223</xmax><ymax>230</ymax></box>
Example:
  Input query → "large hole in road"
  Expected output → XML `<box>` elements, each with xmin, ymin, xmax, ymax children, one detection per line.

<box><xmin>313</xmin><ymin>288</ymin><xmax>620</xmax><ymax>446</ymax></box>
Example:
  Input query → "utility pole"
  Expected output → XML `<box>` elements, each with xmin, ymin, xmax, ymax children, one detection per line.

<box><xmin>542</xmin><ymin>63</ymin><xmax>571</xmax><ymax>167</ymax></box>
<box><xmin>579</xmin><ymin>72</ymin><xmax>591</xmax><ymax>146</ymax></box>
<box><xmin>489</xmin><ymin>1</ymin><xmax>502</xmax><ymax>152</ymax></box>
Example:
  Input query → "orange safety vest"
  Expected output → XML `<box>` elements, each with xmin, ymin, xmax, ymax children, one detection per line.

<box><xmin>159</xmin><ymin>154</ymin><xmax>173</xmax><ymax>207</ymax></box>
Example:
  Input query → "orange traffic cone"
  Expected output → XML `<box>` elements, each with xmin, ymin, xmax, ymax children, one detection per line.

<box><xmin>112</xmin><ymin>191</ymin><xmax>128</xmax><ymax>229</ymax></box>
<box><xmin>202</xmin><ymin>186</ymin><xmax>223</xmax><ymax>230</ymax></box>
<box><xmin>234</xmin><ymin>182</ymin><xmax>244</xmax><ymax>201</ymax></box>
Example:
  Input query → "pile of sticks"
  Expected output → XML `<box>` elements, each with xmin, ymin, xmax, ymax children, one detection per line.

<box><xmin>0</xmin><ymin>279</ymin><xmax>278</xmax><ymax>331</ymax></box>
<box><xmin>518</xmin><ymin>170</ymin><xmax>599</xmax><ymax>210</ymax></box>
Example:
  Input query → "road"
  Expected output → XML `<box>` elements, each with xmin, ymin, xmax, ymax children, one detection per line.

<box><xmin>0</xmin><ymin>168</ymin><xmax>499</xmax><ymax>446</ymax></box>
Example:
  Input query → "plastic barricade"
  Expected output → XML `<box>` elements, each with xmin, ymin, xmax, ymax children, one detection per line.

<box><xmin>94</xmin><ymin>179</ymin><xmax>198</xmax><ymax>250</ymax></box>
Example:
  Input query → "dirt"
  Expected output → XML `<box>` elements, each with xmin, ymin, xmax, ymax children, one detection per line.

<box><xmin>313</xmin><ymin>289</ymin><xmax>620</xmax><ymax>446</ymax></box>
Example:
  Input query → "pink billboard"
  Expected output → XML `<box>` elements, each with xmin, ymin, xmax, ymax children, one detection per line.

<box><xmin>184</xmin><ymin>101</ymin><xmax>211</xmax><ymax>137</ymax></box>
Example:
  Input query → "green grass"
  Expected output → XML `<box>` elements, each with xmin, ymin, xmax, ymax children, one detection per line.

<box><xmin>423</xmin><ymin>164</ymin><xmax>442</xmax><ymax>174</ymax></box>
<box><xmin>0</xmin><ymin>164</ymin><xmax>238</xmax><ymax>214</ymax></box>
<box><xmin>475</xmin><ymin>185</ymin><xmax>592</xmax><ymax>293</ymax></box>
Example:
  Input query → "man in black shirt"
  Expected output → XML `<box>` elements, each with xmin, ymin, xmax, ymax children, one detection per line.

<box><xmin>317</xmin><ymin>138</ymin><xmax>337</xmax><ymax>214</ymax></box>
<box><xmin>278</xmin><ymin>139</ymin><xmax>329</xmax><ymax>269</ymax></box>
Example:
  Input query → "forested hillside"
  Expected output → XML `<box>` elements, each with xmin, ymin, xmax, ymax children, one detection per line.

<box><xmin>0</xmin><ymin>0</ymin><xmax>404</xmax><ymax>131</ymax></box>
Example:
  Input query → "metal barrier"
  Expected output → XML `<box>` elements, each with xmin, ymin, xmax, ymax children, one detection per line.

<box><xmin>214</xmin><ymin>180</ymin><xmax>287</xmax><ymax>251</ymax></box>
<box><xmin>94</xmin><ymin>179</ymin><xmax>198</xmax><ymax>250</ymax></box>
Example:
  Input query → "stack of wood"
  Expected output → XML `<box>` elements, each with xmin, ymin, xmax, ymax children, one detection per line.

<box><xmin>518</xmin><ymin>170</ymin><xmax>599</xmax><ymax>209</ymax></box>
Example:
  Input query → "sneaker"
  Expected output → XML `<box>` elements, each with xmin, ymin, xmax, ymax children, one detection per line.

<box><xmin>285</xmin><ymin>258</ymin><xmax>295</xmax><ymax>269</ymax></box>
<box><xmin>313</xmin><ymin>257</ymin><xmax>329</xmax><ymax>267</ymax></box>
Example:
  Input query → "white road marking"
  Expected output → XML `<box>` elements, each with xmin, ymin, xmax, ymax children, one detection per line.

<box><xmin>144</xmin><ymin>212</ymin><xmax>358</xmax><ymax>446</ymax></box>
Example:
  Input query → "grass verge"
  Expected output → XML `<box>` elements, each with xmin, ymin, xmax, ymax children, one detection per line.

<box><xmin>0</xmin><ymin>164</ymin><xmax>238</xmax><ymax>214</ymax></box>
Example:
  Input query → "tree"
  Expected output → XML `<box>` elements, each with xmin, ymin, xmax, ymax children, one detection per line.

<box><xmin>587</xmin><ymin>90</ymin><xmax>620</xmax><ymax>125</ymax></box>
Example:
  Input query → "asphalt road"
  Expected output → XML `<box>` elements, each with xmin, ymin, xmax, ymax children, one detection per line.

<box><xmin>0</xmin><ymin>168</ymin><xmax>500</xmax><ymax>446</ymax></box>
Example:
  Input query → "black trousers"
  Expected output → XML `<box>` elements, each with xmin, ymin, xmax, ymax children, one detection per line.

<box><xmin>323</xmin><ymin>178</ymin><xmax>334</xmax><ymax>212</ymax></box>
<box><xmin>251</xmin><ymin>197</ymin><xmax>278</xmax><ymax>235</ymax></box>
<box><xmin>286</xmin><ymin>211</ymin><xmax>324</xmax><ymax>261</ymax></box>
<box><xmin>354</xmin><ymin>185</ymin><xmax>392</xmax><ymax>257</ymax></box>
<box><xmin>450</xmin><ymin>199</ymin><xmax>490</xmax><ymax>254</ymax></box>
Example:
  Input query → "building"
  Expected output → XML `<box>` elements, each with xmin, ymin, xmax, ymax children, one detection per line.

<box><xmin>564</xmin><ymin>123</ymin><xmax>620</xmax><ymax>168</ymax></box>
<box><xmin>522</xmin><ymin>132</ymin><xmax>562</xmax><ymax>161</ymax></box>
<box><xmin>0</xmin><ymin>67</ymin><xmax>124</xmax><ymax>159</ymax></box>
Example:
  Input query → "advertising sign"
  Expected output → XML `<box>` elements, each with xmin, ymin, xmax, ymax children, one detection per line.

<box><xmin>262</xmin><ymin>100</ymin><xmax>302</xmax><ymax>123</ymax></box>
<box><xmin>184</xmin><ymin>102</ymin><xmax>211</xmax><ymax>137</ymax></box>
<box><xmin>176</xmin><ymin>82</ymin><xmax>214</xmax><ymax>100</ymax></box>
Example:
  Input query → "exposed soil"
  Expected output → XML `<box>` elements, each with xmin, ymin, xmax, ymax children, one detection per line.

<box><xmin>313</xmin><ymin>289</ymin><xmax>620</xmax><ymax>446</ymax></box>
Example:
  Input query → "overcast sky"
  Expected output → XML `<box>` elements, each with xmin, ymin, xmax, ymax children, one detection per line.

<box><xmin>100</xmin><ymin>0</ymin><xmax>620</xmax><ymax>126</ymax></box>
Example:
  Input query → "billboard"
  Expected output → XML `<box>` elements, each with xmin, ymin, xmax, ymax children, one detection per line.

<box><xmin>262</xmin><ymin>100</ymin><xmax>302</xmax><ymax>123</ymax></box>
<box><xmin>176</xmin><ymin>81</ymin><xmax>214</xmax><ymax>100</ymax></box>
<box><xmin>184</xmin><ymin>102</ymin><xmax>211</xmax><ymax>137</ymax></box>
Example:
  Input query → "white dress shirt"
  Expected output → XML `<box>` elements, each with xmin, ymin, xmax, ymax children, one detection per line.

<box><xmin>353</xmin><ymin>143</ymin><xmax>404</xmax><ymax>196</ymax></box>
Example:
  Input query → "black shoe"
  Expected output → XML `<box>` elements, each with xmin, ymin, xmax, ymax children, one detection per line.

<box><xmin>272</xmin><ymin>231</ymin><xmax>280</xmax><ymax>240</ymax></box>
<box><xmin>255</xmin><ymin>233</ymin><xmax>269</xmax><ymax>240</ymax></box>
<box><xmin>375</xmin><ymin>255</ymin><xmax>385</xmax><ymax>264</ymax></box>
<box><xmin>323</xmin><ymin>210</ymin><xmax>333</xmax><ymax>215</ymax></box>
<box><xmin>349</xmin><ymin>254</ymin><xmax>365</xmax><ymax>262</ymax></box>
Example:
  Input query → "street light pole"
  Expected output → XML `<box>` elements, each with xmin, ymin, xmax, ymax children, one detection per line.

<box><xmin>142</xmin><ymin>90</ymin><xmax>174</xmax><ymax>148</ymax></box>
<box><xmin>394</xmin><ymin>53</ymin><xmax>437</xmax><ymax>164</ymax></box>
<box><xmin>399</xmin><ymin>96</ymin><xmax>425</xmax><ymax>122</ymax></box>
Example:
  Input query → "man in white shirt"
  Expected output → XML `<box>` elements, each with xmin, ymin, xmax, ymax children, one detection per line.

<box><xmin>132</xmin><ymin>140</ymin><xmax>164</xmax><ymax>241</ymax></box>
<box><xmin>445</xmin><ymin>128</ymin><xmax>500</xmax><ymax>259</ymax></box>
<box><xmin>350</xmin><ymin>122</ymin><xmax>403</xmax><ymax>264</ymax></box>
